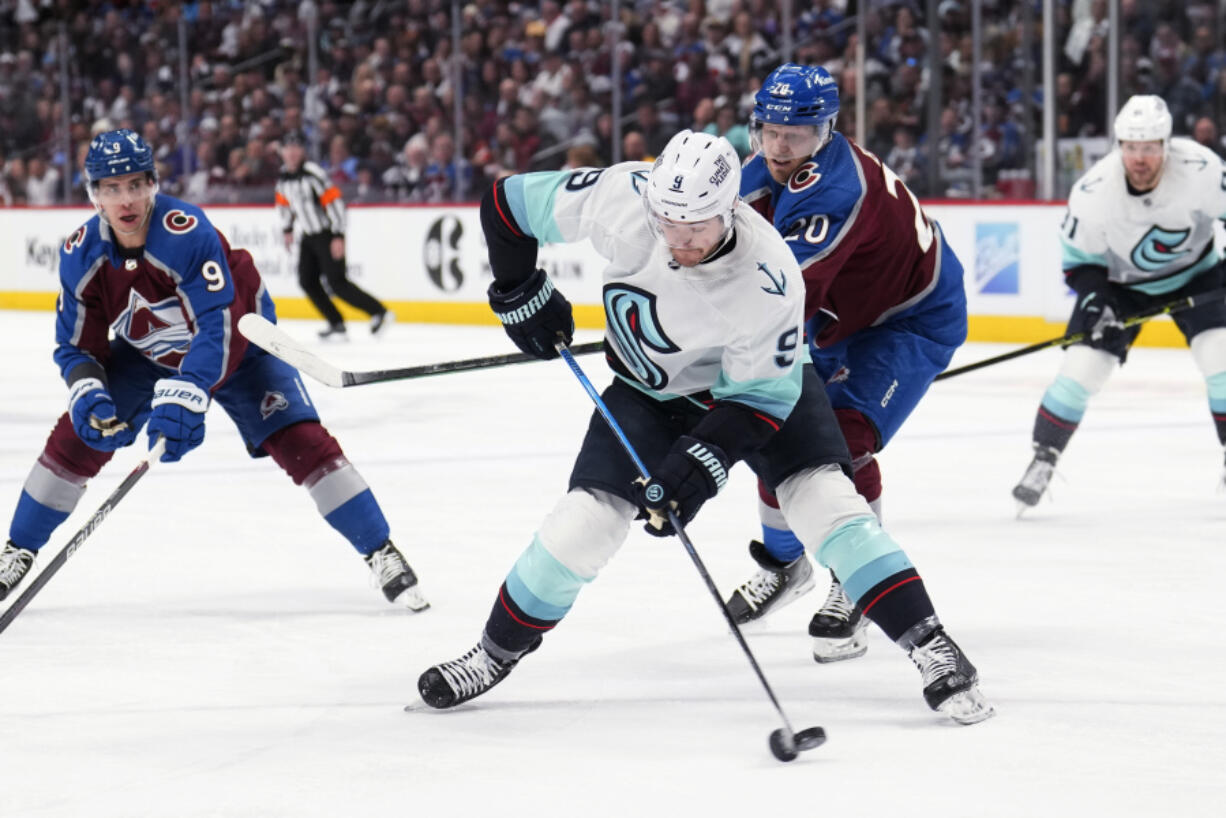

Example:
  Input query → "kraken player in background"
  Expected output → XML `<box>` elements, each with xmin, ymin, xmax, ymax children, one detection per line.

<box><xmin>1012</xmin><ymin>95</ymin><xmax>1226</xmax><ymax>512</ymax></box>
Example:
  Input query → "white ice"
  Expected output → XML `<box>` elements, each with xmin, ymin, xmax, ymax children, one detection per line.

<box><xmin>1</xmin><ymin>310</ymin><xmax>1223</xmax><ymax>818</ymax></box>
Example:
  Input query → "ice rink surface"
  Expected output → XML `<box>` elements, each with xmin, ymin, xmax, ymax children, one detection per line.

<box><xmin>1</xmin><ymin>310</ymin><xmax>1223</xmax><ymax>817</ymax></box>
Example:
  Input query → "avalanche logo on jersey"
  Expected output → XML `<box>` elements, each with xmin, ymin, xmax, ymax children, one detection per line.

<box><xmin>110</xmin><ymin>289</ymin><xmax>193</xmax><ymax>368</ymax></box>
<box><xmin>1130</xmin><ymin>226</ymin><xmax>1191</xmax><ymax>272</ymax></box>
<box><xmin>259</xmin><ymin>390</ymin><xmax>290</xmax><ymax>419</ymax></box>
<box><xmin>603</xmin><ymin>284</ymin><xmax>679</xmax><ymax>390</ymax></box>
<box><xmin>163</xmin><ymin>209</ymin><xmax>199</xmax><ymax>235</ymax></box>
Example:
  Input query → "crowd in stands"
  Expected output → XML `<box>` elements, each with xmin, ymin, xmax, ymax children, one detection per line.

<box><xmin>0</xmin><ymin>0</ymin><xmax>1223</xmax><ymax>207</ymax></box>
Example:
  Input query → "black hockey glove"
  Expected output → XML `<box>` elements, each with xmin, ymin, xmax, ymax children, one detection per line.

<box><xmin>634</xmin><ymin>435</ymin><xmax>730</xmax><ymax>537</ymax></box>
<box><xmin>488</xmin><ymin>268</ymin><xmax>575</xmax><ymax>360</ymax></box>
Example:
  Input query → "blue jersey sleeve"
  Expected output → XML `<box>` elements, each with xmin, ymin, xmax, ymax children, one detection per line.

<box><xmin>53</xmin><ymin>221</ymin><xmax>109</xmax><ymax>384</ymax></box>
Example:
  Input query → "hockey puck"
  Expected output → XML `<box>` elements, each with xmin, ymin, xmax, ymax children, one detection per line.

<box><xmin>794</xmin><ymin>726</ymin><xmax>827</xmax><ymax>750</ymax></box>
<box><xmin>768</xmin><ymin>729</ymin><xmax>798</xmax><ymax>762</ymax></box>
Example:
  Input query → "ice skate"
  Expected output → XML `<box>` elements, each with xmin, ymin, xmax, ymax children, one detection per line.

<box><xmin>1011</xmin><ymin>444</ymin><xmax>1059</xmax><ymax>515</ymax></box>
<box><xmin>365</xmin><ymin>540</ymin><xmax>429</xmax><ymax>611</ymax></box>
<box><xmin>318</xmin><ymin>322</ymin><xmax>348</xmax><ymax>341</ymax></box>
<box><xmin>370</xmin><ymin>310</ymin><xmax>393</xmax><ymax>337</ymax></box>
<box><xmin>808</xmin><ymin>573</ymin><xmax>870</xmax><ymax>662</ymax></box>
<box><xmin>0</xmin><ymin>541</ymin><xmax>36</xmax><ymax>601</ymax></box>
<box><xmin>725</xmin><ymin>540</ymin><xmax>815</xmax><ymax>624</ymax></box>
<box><xmin>905</xmin><ymin>625</ymin><xmax>995</xmax><ymax>725</ymax></box>
<box><xmin>418</xmin><ymin>638</ymin><xmax>534</xmax><ymax>708</ymax></box>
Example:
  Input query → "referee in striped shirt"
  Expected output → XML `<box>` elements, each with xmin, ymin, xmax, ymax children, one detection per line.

<box><xmin>275</xmin><ymin>132</ymin><xmax>390</xmax><ymax>339</ymax></box>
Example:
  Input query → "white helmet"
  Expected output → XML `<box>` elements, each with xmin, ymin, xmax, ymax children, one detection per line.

<box><xmin>645</xmin><ymin>130</ymin><xmax>740</xmax><ymax>235</ymax></box>
<box><xmin>1113</xmin><ymin>95</ymin><xmax>1172</xmax><ymax>145</ymax></box>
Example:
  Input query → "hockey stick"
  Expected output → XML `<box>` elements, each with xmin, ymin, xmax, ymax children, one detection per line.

<box><xmin>555</xmin><ymin>343</ymin><xmax>826</xmax><ymax>762</ymax></box>
<box><xmin>237</xmin><ymin>313</ymin><xmax>604</xmax><ymax>387</ymax></box>
<box><xmin>934</xmin><ymin>288</ymin><xmax>1226</xmax><ymax>382</ymax></box>
<box><xmin>0</xmin><ymin>438</ymin><xmax>166</xmax><ymax>636</ymax></box>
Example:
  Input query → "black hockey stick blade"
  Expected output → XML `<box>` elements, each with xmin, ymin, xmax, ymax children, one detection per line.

<box><xmin>0</xmin><ymin>439</ymin><xmax>165</xmax><ymax>636</ymax></box>
<box><xmin>934</xmin><ymin>287</ymin><xmax>1226</xmax><ymax>382</ymax></box>
<box><xmin>237</xmin><ymin>314</ymin><xmax>605</xmax><ymax>387</ymax></box>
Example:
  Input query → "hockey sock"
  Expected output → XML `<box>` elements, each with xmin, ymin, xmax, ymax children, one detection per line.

<box><xmin>486</xmin><ymin>534</ymin><xmax>593</xmax><ymax>652</ymax></box>
<box><xmin>8</xmin><ymin>456</ymin><xmax>90</xmax><ymax>551</ymax></box>
<box><xmin>761</xmin><ymin>525</ymin><xmax>805</xmax><ymax>562</ymax></box>
<box><xmin>1034</xmin><ymin>376</ymin><xmax>1090</xmax><ymax>451</ymax></box>
<box><xmin>485</xmin><ymin>580</ymin><xmax>559</xmax><ymax>655</ymax></box>
<box><xmin>757</xmin><ymin>481</ymin><xmax>805</xmax><ymax>561</ymax></box>
<box><xmin>815</xmin><ymin>517</ymin><xmax>934</xmax><ymax>642</ymax></box>
<box><xmin>1205</xmin><ymin>371</ymin><xmax>1226</xmax><ymax>445</ymax></box>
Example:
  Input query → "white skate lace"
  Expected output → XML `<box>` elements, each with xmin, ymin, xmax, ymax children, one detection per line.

<box><xmin>738</xmin><ymin>569</ymin><xmax>782</xmax><ymax>608</ymax></box>
<box><xmin>910</xmin><ymin>632</ymin><xmax>960</xmax><ymax>687</ymax></box>
<box><xmin>0</xmin><ymin>544</ymin><xmax>35</xmax><ymax>587</ymax></box>
<box><xmin>367</xmin><ymin>544</ymin><xmax>408</xmax><ymax>588</ymax></box>
<box><xmin>437</xmin><ymin>646</ymin><xmax>505</xmax><ymax>699</ymax></box>
<box><xmin>816</xmin><ymin>581</ymin><xmax>856</xmax><ymax>622</ymax></box>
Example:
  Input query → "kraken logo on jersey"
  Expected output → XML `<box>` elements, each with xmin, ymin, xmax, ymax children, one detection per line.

<box><xmin>603</xmin><ymin>284</ymin><xmax>679</xmax><ymax>390</ymax></box>
<box><xmin>1130</xmin><ymin>225</ymin><xmax>1191</xmax><ymax>271</ymax></box>
<box><xmin>110</xmin><ymin>289</ymin><xmax>193</xmax><ymax>368</ymax></box>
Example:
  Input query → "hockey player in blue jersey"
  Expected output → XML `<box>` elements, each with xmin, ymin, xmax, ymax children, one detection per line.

<box><xmin>415</xmin><ymin>130</ymin><xmax>992</xmax><ymax>725</ymax></box>
<box><xmin>0</xmin><ymin>129</ymin><xmax>427</xmax><ymax>612</ymax></box>
<box><xmin>1012</xmin><ymin>95</ymin><xmax>1226</xmax><ymax>510</ymax></box>
<box><xmin>721</xmin><ymin>64</ymin><xmax>968</xmax><ymax>665</ymax></box>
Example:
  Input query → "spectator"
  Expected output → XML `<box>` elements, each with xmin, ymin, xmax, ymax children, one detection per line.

<box><xmin>622</xmin><ymin>130</ymin><xmax>649</xmax><ymax>162</ymax></box>
<box><xmin>634</xmin><ymin>101</ymin><xmax>674</xmax><ymax>157</ymax></box>
<box><xmin>1192</xmin><ymin>117</ymin><xmax>1224</xmax><ymax>159</ymax></box>
<box><xmin>703</xmin><ymin>103</ymin><xmax>751</xmax><ymax>160</ymax></box>
<box><xmin>25</xmin><ymin>156</ymin><xmax>61</xmax><ymax>206</ymax></box>
<box><xmin>383</xmin><ymin>133</ymin><xmax>430</xmax><ymax>201</ymax></box>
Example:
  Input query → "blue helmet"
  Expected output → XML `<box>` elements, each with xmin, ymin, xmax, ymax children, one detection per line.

<box><xmin>83</xmin><ymin>128</ymin><xmax>157</xmax><ymax>185</ymax></box>
<box><xmin>753</xmin><ymin>63</ymin><xmax>840</xmax><ymax>128</ymax></box>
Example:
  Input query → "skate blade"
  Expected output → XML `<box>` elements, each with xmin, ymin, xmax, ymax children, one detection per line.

<box><xmin>394</xmin><ymin>586</ymin><xmax>431</xmax><ymax>612</ymax></box>
<box><xmin>811</xmin><ymin>632</ymin><xmax>869</xmax><ymax>663</ymax></box>
<box><xmin>938</xmin><ymin>687</ymin><xmax>996</xmax><ymax>725</ymax></box>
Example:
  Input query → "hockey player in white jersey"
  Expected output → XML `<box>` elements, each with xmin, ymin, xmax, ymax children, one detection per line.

<box><xmin>1013</xmin><ymin>95</ymin><xmax>1226</xmax><ymax>510</ymax></box>
<box><xmin>416</xmin><ymin>130</ymin><xmax>993</xmax><ymax>725</ymax></box>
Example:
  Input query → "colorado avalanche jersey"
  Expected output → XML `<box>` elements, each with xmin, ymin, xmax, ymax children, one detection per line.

<box><xmin>54</xmin><ymin>194</ymin><xmax>268</xmax><ymax>393</ymax></box>
<box><xmin>741</xmin><ymin>132</ymin><xmax>942</xmax><ymax>347</ymax></box>
<box><xmin>1061</xmin><ymin>137</ymin><xmax>1226</xmax><ymax>295</ymax></box>
<box><xmin>500</xmin><ymin>163</ymin><xmax>806</xmax><ymax>423</ymax></box>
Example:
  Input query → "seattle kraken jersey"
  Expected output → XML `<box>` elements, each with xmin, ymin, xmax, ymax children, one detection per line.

<box><xmin>500</xmin><ymin>163</ymin><xmax>806</xmax><ymax>423</ymax></box>
<box><xmin>741</xmin><ymin>132</ymin><xmax>944</xmax><ymax>347</ymax></box>
<box><xmin>1062</xmin><ymin>137</ymin><xmax>1226</xmax><ymax>295</ymax></box>
<box><xmin>54</xmin><ymin>194</ymin><xmax>268</xmax><ymax>393</ymax></box>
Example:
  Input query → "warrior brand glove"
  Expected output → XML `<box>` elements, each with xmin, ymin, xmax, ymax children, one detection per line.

<box><xmin>488</xmin><ymin>268</ymin><xmax>575</xmax><ymax>360</ymax></box>
<box><xmin>68</xmin><ymin>378</ymin><xmax>136</xmax><ymax>451</ymax></box>
<box><xmin>147</xmin><ymin>378</ymin><xmax>209</xmax><ymax>463</ymax></box>
<box><xmin>634</xmin><ymin>435</ymin><xmax>730</xmax><ymax>537</ymax></box>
